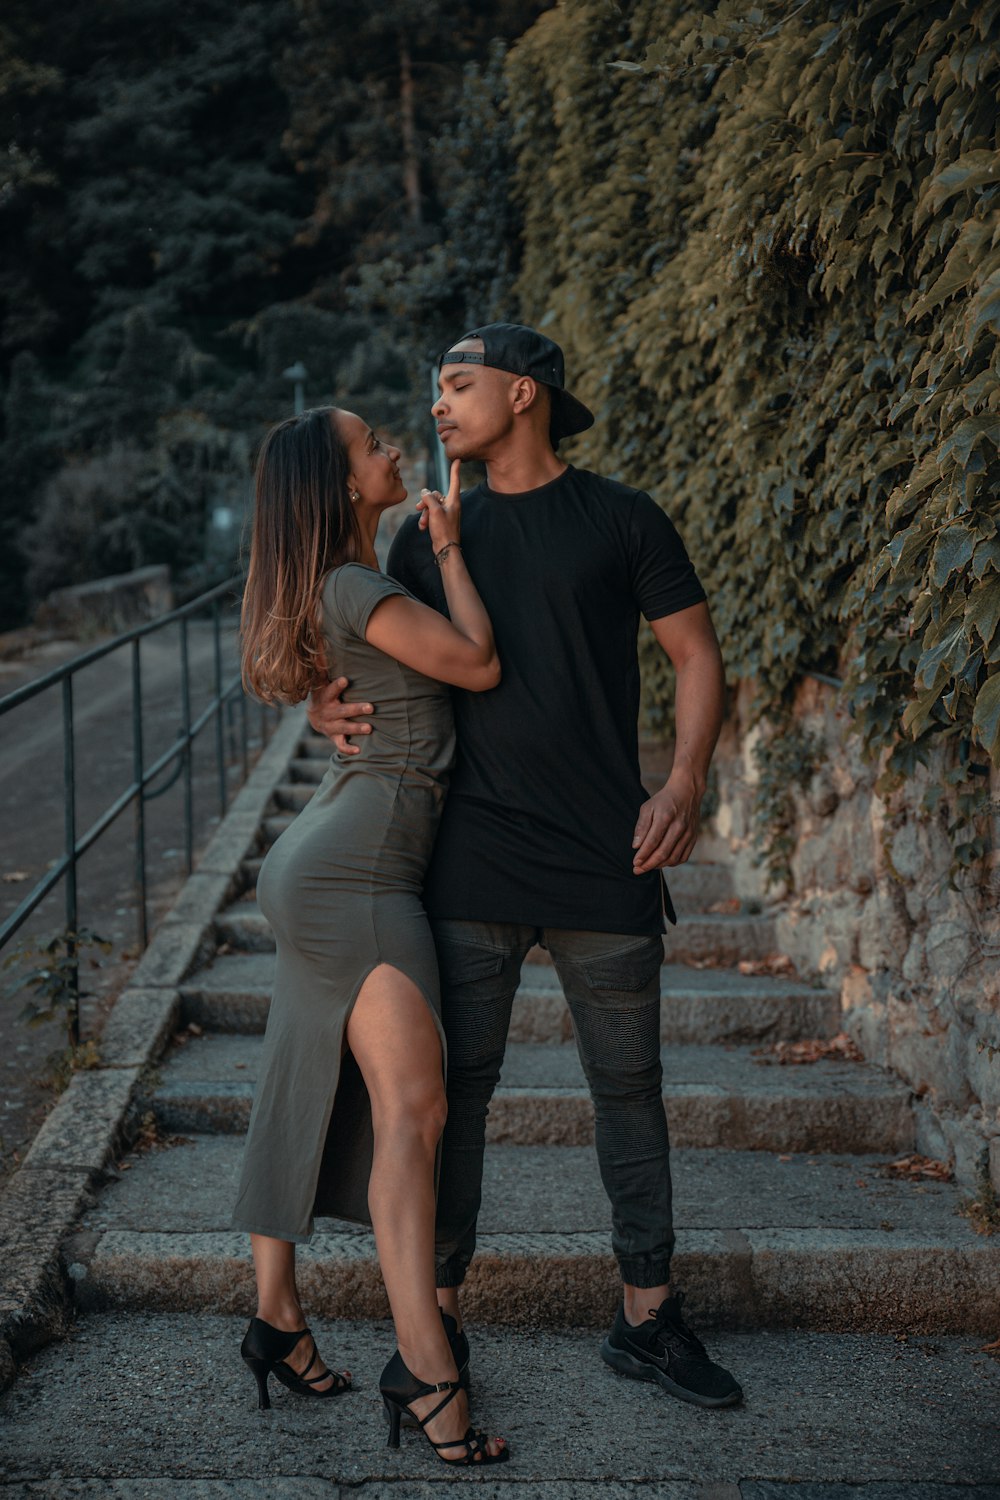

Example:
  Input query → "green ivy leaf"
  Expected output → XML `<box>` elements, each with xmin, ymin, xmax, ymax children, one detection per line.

<box><xmin>972</xmin><ymin>672</ymin><xmax>1000</xmax><ymax>759</ymax></box>
<box><xmin>931</xmin><ymin>525</ymin><xmax>976</xmax><ymax>587</ymax></box>
<box><xmin>966</xmin><ymin>575</ymin><xmax>1000</xmax><ymax>649</ymax></box>
<box><xmin>917</xmin><ymin>149</ymin><xmax>1000</xmax><ymax>221</ymax></box>
<box><xmin>938</xmin><ymin>415</ymin><xmax>1000</xmax><ymax>468</ymax></box>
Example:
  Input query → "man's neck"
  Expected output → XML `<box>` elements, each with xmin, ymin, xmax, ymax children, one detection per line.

<box><xmin>483</xmin><ymin>439</ymin><xmax>567</xmax><ymax>495</ymax></box>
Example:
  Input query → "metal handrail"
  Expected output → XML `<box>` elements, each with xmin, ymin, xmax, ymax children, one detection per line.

<box><xmin>801</xmin><ymin>668</ymin><xmax>844</xmax><ymax>689</ymax></box>
<box><xmin>0</xmin><ymin>575</ymin><xmax>274</xmax><ymax>1042</ymax></box>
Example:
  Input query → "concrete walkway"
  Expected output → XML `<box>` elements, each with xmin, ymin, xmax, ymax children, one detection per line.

<box><xmin>2</xmin><ymin>714</ymin><xmax>999</xmax><ymax>1491</ymax></box>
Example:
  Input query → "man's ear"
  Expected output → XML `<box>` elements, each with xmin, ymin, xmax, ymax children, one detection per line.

<box><xmin>511</xmin><ymin>375</ymin><xmax>541</xmax><ymax>415</ymax></box>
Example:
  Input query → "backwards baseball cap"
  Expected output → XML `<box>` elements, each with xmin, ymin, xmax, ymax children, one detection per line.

<box><xmin>438</xmin><ymin>322</ymin><xmax>595</xmax><ymax>444</ymax></box>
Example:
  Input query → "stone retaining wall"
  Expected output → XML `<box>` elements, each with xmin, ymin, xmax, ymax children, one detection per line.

<box><xmin>706</xmin><ymin>679</ymin><xmax>1000</xmax><ymax>1194</ymax></box>
<box><xmin>35</xmin><ymin>565</ymin><xmax>174</xmax><ymax>635</ymax></box>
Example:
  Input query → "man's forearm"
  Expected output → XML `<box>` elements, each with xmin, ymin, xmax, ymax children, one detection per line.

<box><xmin>667</xmin><ymin>645</ymin><xmax>725</xmax><ymax>793</ymax></box>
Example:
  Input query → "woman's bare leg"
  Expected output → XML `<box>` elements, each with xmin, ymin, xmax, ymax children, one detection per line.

<box><xmin>249</xmin><ymin>1233</ymin><xmax>347</xmax><ymax>1389</ymax></box>
<box><xmin>347</xmin><ymin>964</ymin><xmax>504</xmax><ymax>1458</ymax></box>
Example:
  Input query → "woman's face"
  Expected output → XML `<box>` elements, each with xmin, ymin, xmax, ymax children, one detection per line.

<box><xmin>336</xmin><ymin>410</ymin><xmax>406</xmax><ymax>510</ymax></box>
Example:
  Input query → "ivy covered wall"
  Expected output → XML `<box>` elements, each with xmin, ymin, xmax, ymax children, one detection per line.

<box><xmin>506</xmin><ymin>0</ymin><xmax>1000</xmax><ymax>786</ymax></box>
<box><xmin>505</xmin><ymin>0</ymin><xmax>1000</xmax><ymax>1186</ymax></box>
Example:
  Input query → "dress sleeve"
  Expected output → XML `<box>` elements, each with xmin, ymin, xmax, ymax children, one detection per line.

<box><xmin>323</xmin><ymin>565</ymin><xmax>409</xmax><ymax>640</ymax></box>
<box><xmin>627</xmin><ymin>490</ymin><xmax>707</xmax><ymax>622</ymax></box>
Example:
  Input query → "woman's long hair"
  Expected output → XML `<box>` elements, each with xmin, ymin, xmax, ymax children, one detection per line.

<box><xmin>241</xmin><ymin>406</ymin><xmax>361</xmax><ymax>705</ymax></box>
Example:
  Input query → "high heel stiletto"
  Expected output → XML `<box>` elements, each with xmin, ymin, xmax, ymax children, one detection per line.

<box><xmin>240</xmin><ymin>1317</ymin><xmax>352</xmax><ymax>1410</ymax></box>
<box><xmin>379</xmin><ymin>1349</ymin><xmax>509</xmax><ymax>1467</ymax></box>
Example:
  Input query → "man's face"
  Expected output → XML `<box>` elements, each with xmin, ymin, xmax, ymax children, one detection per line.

<box><xmin>431</xmin><ymin>337</ymin><xmax>524</xmax><ymax>461</ymax></box>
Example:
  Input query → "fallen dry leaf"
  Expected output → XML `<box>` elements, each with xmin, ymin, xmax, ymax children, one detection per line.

<box><xmin>708</xmin><ymin>897</ymin><xmax>743</xmax><ymax>915</ymax></box>
<box><xmin>879</xmin><ymin>1153</ymin><xmax>953</xmax><ymax>1183</ymax></box>
<box><xmin>738</xmin><ymin>954</ymin><xmax>797</xmax><ymax>977</ymax></box>
<box><xmin>979</xmin><ymin>1336</ymin><xmax>1000</xmax><ymax>1356</ymax></box>
<box><xmin>172</xmin><ymin>1022</ymin><xmax>204</xmax><ymax>1047</ymax></box>
<box><xmin>752</xmin><ymin>1032</ymin><xmax>864</xmax><ymax>1066</ymax></box>
<box><xmin>2</xmin><ymin>870</ymin><xmax>30</xmax><ymax>884</ymax></box>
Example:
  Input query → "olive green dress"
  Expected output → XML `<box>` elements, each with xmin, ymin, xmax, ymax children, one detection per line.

<box><xmin>232</xmin><ymin>563</ymin><xmax>456</xmax><ymax>1242</ymax></box>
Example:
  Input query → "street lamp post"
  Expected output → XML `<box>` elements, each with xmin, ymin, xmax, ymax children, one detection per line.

<box><xmin>282</xmin><ymin>361</ymin><xmax>308</xmax><ymax>416</ymax></box>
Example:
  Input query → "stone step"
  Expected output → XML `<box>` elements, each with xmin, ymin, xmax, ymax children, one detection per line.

<box><xmin>215</xmin><ymin>901</ymin><xmax>779</xmax><ymax>968</ymax></box>
<box><xmin>297</xmin><ymin>733</ymin><xmax>332</xmax><ymax>758</ymax></box>
<box><xmin>259</xmin><ymin>809</ymin><xmax>749</xmax><ymax>915</ymax></box>
<box><xmin>272</xmin><ymin>782</ymin><xmax>315</xmax><ymax>812</ymax></box>
<box><xmin>239</xmin><ymin>854</ymin><xmax>738</xmax><ymax>914</ymax></box>
<box><xmin>181</xmin><ymin>955</ymin><xmax>840</xmax><ymax>1045</ymax></box>
<box><xmin>69</xmin><ymin>1136</ymin><xmax>999</xmax><ymax>1332</ymax></box>
<box><xmin>261</xmin><ymin>812</ymin><xmax>296</xmax><ymax>844</ymax></box>
<box><xmin>5</xmin><ymin>1315</ymin><xmax>999</xmax><ymax>1488</ymax></box>
<box><xmin>664</xmin><ymin>861</ymin><xmax>736</xmax><ymax>908</ymax></box>
<box><xmin>288</xmin><ymin>755</ymin><xmax>327</xmax><ymax>783</ymax></box>
<box><xmin>145</xmin><ymin>1032</ymin><xmax>913</xmax><ymax>1155</ymax></box>
<box><xmin>260</xmin><ymin>804</ymin><xmax>740</xmax><ymax>901</ymax></box>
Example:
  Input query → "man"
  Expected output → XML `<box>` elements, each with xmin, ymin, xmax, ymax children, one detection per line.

<box><xmin>309</xmin><ymin>322</ymin><xmax>740</xmax><ymax>1408</ymax></box>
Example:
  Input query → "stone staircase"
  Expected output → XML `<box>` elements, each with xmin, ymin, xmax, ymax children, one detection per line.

<box><xmin>5</xmin><ymin>722</ymin><xmax>1000</xmax><ymax>1491</ymax></box>
<box><xmin>66</xmin><ymin>729</ymin><xmax>999</xmax><ymax>1337</ymax></box>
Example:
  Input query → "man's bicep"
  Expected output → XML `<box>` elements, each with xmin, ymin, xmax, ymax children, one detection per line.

<box><xmin>649</xmin><ymin>602</ymin><xmax>720</xmax><ymax>667</ymax></box>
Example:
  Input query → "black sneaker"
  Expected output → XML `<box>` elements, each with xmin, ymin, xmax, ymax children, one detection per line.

<box><xmin>600</xmin><ymin>1291</ymin><xmax>742</xmax><ymax>1408</ymax></box>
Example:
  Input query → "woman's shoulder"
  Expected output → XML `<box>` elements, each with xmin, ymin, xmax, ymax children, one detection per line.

<box><xmin>322</xmin><ymin>563</ymin><xmax>412</xmax><ymax>638</ymax></box>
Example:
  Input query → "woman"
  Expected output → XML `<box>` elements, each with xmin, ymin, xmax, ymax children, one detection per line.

<box><xmin>232</xmin><ymin>405</ymin><xmax>507</xmax><ymax>1467</ymax></box>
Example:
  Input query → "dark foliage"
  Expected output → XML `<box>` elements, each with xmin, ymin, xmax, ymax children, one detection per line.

<box><xmin>0</xmin><ymin>0</ymin><xmax>550</xmax><ymax>628</ymax></box>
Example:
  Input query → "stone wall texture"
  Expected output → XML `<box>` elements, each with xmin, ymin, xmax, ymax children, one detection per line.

<box><xmin>704</xmin><ymin>679</ymin><xmax>1000</xmax><ymax>1193</ymax></box>
<box><xmin>35</xmin><ymin>565</ymin><xmax>174</xmax><ymax>636</ymax></box>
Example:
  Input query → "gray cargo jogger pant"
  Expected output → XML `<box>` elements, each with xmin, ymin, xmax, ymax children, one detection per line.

<box><xmin>430</xmin><ymin>919</ymin><xmax>673</xmax><ymax>1290</ymax></box>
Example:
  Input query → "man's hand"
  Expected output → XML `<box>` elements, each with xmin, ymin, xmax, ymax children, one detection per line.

<box><xmin>632</xmin><ymin>770</ymin><xmax>703</xmax><ymax>873</ymax></box>
<box><xmin>307</xmin><ymin>677</ymin><xmax>374</xmax><ymax>756</ymax></box>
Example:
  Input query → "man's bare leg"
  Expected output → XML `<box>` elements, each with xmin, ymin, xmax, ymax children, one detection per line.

<box><xmin>623</xmin><ymin>1282</ymin><xmax>670</xmax><ymax>1325</ymax></box>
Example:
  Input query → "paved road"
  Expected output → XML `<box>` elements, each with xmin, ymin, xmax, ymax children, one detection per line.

<box><xmin>0</xmin><ymin>617</ymin><xmax>274</xmax><ymax>1178</ymax></box>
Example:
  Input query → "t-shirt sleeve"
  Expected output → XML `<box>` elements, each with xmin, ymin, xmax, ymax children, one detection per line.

<box><xmin>627</xmin><ymin>491</ymin><xmax>707</xmax><ymax>622</ymax></box>
<box><xmin>386</xmin><ymin>516</ymin><xmax>436</xmax><ymax>605</ymax></box>
<box><xmin>324</xmin><ymin>565</ymin><xmax>409</xmax><ymax>640</ymax></box>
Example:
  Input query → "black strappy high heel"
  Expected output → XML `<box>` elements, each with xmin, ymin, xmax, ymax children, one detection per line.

<box><xmin>379</xmin><ymin>1349</ymin><xmax>508</xmax><ymax>1467</ymax></box>
<box><xmin>441</xmin><ymin>1310</ymin><xmax>471</xmax><ymax>1392</ymax></box>
<box><xmin>240</xmin><ymin>1317</ymin><xmax>352</xmax><ymax>1410</ymax></box>
<box><xmin>402</xmin><ymin>1310</ymin><xmax>469</xmax><ymax>1429</ymax></box>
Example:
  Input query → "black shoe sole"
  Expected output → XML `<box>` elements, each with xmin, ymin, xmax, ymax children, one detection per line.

<box><xmin>600</xmin><ymin>1338</ymin><xmax>743</xmax><ymax>1409</ymax></box>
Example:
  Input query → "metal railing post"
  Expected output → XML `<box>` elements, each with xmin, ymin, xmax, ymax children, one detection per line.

<box><xmin>213</xmin><ymin>599</ymin><xmax>227</xmax><ymax>817</ymax></box>
<box><xmin>180</xmin><ymin>616</ymin><xmax>194</xmax><ymax>875</ymax></box>
<box><xmin>62</xmin><ymin>676</ymin><xmax>79</xmax><ymax>1046</ymax></box>
<box><xmin>0</xmin><ymin>577</ymin><xmax>279</xmax><ymax>978</ymax></box>
<box><xmin>132</xmin><ymin>639</ymin><xmax>148</xmax><ymax>949</ymax></box>
<box><xmin>239</xmin><ymin>690</ymin><xmax>249</xmax><ymax>782</ymax></box>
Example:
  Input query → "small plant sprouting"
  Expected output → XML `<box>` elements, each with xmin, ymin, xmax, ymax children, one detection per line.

<box><xmin>3</xmin><ymin>927</ymin><xmax>112</xmax><ymax>1087</ymax></box>
<box><xmin>960</xmin><ymin>1151</ymin><xmax>1000</xmax><ymax>1238</ymax></box>
<box><xmin>977</xmin><ymin>1035</ymin><xmax>1000</xmax><ymax>1064</ymax></box>
<box><xmin>751</xmin><ymin>720</ymin><xmax>824</xmax><ymax>890</ymax></box>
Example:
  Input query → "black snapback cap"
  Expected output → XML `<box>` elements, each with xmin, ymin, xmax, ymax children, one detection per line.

<box><xmin>439</xmin><ymin>322</ymin><xmax>595</xmax><ymax>444</ymax></box>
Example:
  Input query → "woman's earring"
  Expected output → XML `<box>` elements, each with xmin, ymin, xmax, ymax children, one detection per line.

<box><xmin>350</xmin><ymin>489</ymin><xmax>360</xmax><ymax>504</ymax></box>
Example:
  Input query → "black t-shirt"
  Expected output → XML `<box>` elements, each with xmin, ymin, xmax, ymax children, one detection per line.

<box><xmin>386</xmin><ymin>465</ymin><xmax>707</xmax><ymax>935</ymax></box>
